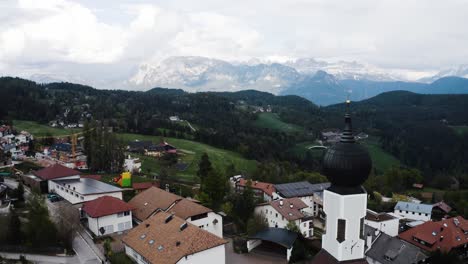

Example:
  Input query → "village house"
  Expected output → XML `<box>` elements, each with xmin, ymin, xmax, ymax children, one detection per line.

<box><xmin>235</xmin><ymin>178</ymin><xmax>275</xmax><ymax>202</ymax></box>
<box><xmin>364</xmin><ymin>209</ymin><xmax>399</xmax><ymax>237</ymax></box>
<box><xmin>431</xmin><ymin>201</ymin><xmax>452</xmax><ymax>220</ymax></box>
<box><xmin>50</xmin><ymin>177</ymin><xmax>123</xmax><ymax>204</ymax></box>
<box><xmin>321</xmin><ymin>130</ymin><xmax>341</xmax><ymax>144</ymax></box>
<box><xmin>364</xmin><ymin>225</ymin><xmax>427</xmax><ymax>264</ymax></box>
<box><xmin>398</xmin><ymin>216</ymin><xmax>468</xmax><ymax>259</ymax></box>
<box><xmin>132</xmin><ymin>182</ymin><xmax>160</xmax><ymax>194</ymax></box>
<box><xmin>20</xmin><ymin>163</ymin><xmax>81</xmax><ymax>193</ymax></box>
<box><xmin>393</xmin><ymin>201</ymin><xmax>433</xmax><ymax>221</ymax></box>
<box><xmin>129</xmin><ymin>187</ymin><xmax>223</xmax><ymax>237</ymax></box>
<box><xmin>254</xmin><ymin>197</ymin><xmax>314</xmax><ymax>238</ymax></box>
<box><xmin>0</xmin><ymin>125</ymin><xmax>12</xmax><ymax>137</ymax></box>
<box><xmin>81</xmin><ymin>196</ymin><xmax>134</xmax><ymax>236</ymax></box>
<box><xmin>128</xmin><ymin>140</ymin><xmax>153</xmax><ymax>153</ymax></box>
<box><xmin>274</xmin><ymin>181</ymin><xmax>330</xmax><ymax>216</ymax></box>
<box><xmin>123</xmin><ymin>212</ymin><xmax>227</xmax><ymax>264</ymax></box>
<box><xmin>146</xmin><ymin>142</ymin><xmax>177</xmax><ymax>157</ymax></box>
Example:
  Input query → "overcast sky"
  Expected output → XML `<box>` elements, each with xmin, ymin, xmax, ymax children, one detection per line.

<box><xmin>1</xmin><ymin>0</ymin><xmax>467</xmax><ymax>80</ymax></box>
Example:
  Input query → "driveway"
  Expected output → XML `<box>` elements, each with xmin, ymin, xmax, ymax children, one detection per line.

<box><xmin>0</xmin><ymin>252</ymin><xmax>80</xmax><ymax>264</ymax></box>
<box><xmin>47</xmin><ymin>199</ymin><xmax>104</xmax><ymax>264</ymax></box>
<box><xmin>225</xmin><ymin>239</ymin><xmax>286</xmax><ymax>264</ymax></box>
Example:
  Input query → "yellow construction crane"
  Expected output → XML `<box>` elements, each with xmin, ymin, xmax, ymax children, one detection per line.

<box><xmin>35</xmin><ymin>127</ymin><xmax>94</xmax><ymax>158</ymax></box>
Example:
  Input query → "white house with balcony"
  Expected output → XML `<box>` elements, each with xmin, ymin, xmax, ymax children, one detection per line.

<box><xmin>274</xmin><ymin>181</ymin><xmax>330</xmax><ymax>217</ymax></box>
<box><xmin>82</xmin><ymin>196</ymin><xmax>134</xmax><ymax>236</ymax></box>
<box><xmin>255</xmin><ymin>198</ymin><xmax>314</xmax><ymax>238</ymax></box>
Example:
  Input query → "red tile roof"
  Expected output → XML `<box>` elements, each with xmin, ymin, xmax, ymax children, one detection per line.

<box><xmin>168</xmin><ymin>199</ymin><xmax>212</xmax><ymax>220</ymax></box>
<box><xmin>133</xmin><ymin>182</ymin><xmax>160</xmax><ymax>190</ymax></box>
<box><xmin>238</xmin><ymin>178</ymin><xmax>275</xmax><ymax>197</ymax></box>
<box><xmin>122</xmin><ymin>212</ymin><xmax>227</xmax><ymax>264</ymax></box>
<box><xmin>82</xmin><ymin>196</ymin><xmax>134</xmax><ymax>218</ymax></box>
<box><xmin>432</xmin><ymin>201</ymin><xmax>452</xmax><ymax>213</ymax></box>
<box><xmin>269</xmin><ymin>197</ymin><xmax>308</xmax><ymax>221</ymax></box>
<box><xmin>81</xmin><ymin>175</ymin><xmax>102</xmax><ymax>181</ymax></box>
<box><xmin>399</xmin><ymin>217</ymin><xmax>468</xmax><ymax>253</ymax></box>
<box><xmin>33</xmin><ymin>164</ymin><xmax>80</xmax><ymax>180</ymax></box>
<box><xmin>129</xmin><ymin>187</ymin><xmax>182</xmax><ymax>221</ymax></box>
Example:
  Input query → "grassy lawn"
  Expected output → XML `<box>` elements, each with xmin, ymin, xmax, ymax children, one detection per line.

<box><xmin>291</xmin><ymin>141</ymin><xmax>326</xmax><ymax>159</ymax></box>
<box><xmin>254</xmin><ymin>113</ymin><xmax>303</xmax><ymax>133</ymax></box>
<box><xmin>117</xmin><ymin>133</ymin><xmax>257</xmax><ymax>182</ymax></box>
<box><xmin>13</xmin><ymin>120</ymin><xmax>81</xmax><ymax>137</ymax></box>
<box><xmin>360</xmin><ymin>136</ymin><xmax>400</xmax><ymax>174</ymax></box>
<box><xmin>109</xmin><ymin>252</ymin><xmax>135</xmax><ymax>264</ymax></box>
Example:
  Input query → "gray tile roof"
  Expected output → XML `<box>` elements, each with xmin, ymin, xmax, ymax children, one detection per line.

<box><xmin>248</xmin><ymin>228</ymin><xmax>298</xmax><ymax>249</ymax></box>
<box><xmin>274</xmin><ymin>181</ymin><xmax>330</xmax><ymax>198</ymax></box>
<box><xmin>52</xmin><ymin>178</ymin><xmax>122</xmax><ymax>195</ymax></box>
<box><xmin>365</xmin><ymin>225</ymin><xmax>427</xmax><ymax>264</ymax></box>
<box><xmin>394</xmin><ymin>201</ymin><xmax>433</xmax><ymax>214</ymax></box>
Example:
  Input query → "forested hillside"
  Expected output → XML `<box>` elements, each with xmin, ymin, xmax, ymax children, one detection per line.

<box><xmin>326</xmin><ymin>91</ymin><xmax>468</xmax><ymax>188</ymax></box>
<box><xmin>3</xmin><ymin>77</ymin><xmax>468</xmax><ymax>190</ymax></box>
<box><xmin>0</xmin><ymin>77</ymin><xmax>324</xmax><ymax>165</ymax></box>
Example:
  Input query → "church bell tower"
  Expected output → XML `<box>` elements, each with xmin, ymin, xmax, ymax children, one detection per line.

<box><xmin>312</xmin><ymin>100</ymin><xmax>372</xmax><ymax>263</ymax></box>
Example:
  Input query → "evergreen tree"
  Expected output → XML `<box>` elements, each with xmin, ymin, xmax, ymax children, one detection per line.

<box><xmin>197</xmin><ymin>153</ymin><xmax>213</xmax><ymax>184</ymax></box>
<box><xmin>7</xmin><ymin>210</ymin><xmax>22</xmax><ymax>245</ymax></box>
<box><xmin>17</xmin><ymin>182</ymin><xmax>25</xmax><ymax>202</ymax></box>
<box><xmin>203</xmin><ymin>170</ymin><xmax>226</xmax><ymax>209</ymax></box>
<box><xmin>24</xmin><ymin>193</ymin><xmax>58</xmax><ymax>248</ymax></box>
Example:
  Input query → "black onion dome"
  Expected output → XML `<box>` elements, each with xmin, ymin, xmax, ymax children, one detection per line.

<box><xmin>322</xmin><ymin>101</ymin><xmax>372</xmax><ymax>187</ymax></box>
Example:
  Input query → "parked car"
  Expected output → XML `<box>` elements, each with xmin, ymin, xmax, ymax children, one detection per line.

<box><xmin>47</xmin><ymin>193</ymin><xmax>63</xmax><ymax>202</ymax></box>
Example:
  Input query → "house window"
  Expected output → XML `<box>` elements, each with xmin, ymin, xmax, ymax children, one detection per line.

<box><xmin>124</xmin><ymin>211</ymin><xmax>130</xmax><ymax>216</ymax></box>
<box><xmin>337</xmin><ymin>219</ymin><xmax>346</xmax><ymax>243</ymax></box>
<box><xmin>80</xmin><ymin>196</ymin><xmax>84</xmax><ymax>200</ymax></box>
<box><xmin>75</xmin><ymin>194</ymin><xmax>79</xmax><ymax>198</ymax></box>
<box><xmin>275</xmin><ymin>213</ymin><xmax>278</xmax><ymax>218</ymax></box>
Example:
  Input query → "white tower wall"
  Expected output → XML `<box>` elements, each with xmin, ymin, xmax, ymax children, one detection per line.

<box><xmin>321</xmin><ymin>189</ymin><xmax>367</xmax><ymax>261</ymax></box>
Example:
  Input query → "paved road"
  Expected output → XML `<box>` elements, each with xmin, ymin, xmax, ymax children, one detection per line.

<box><xmin>0</xmin><ymin>252</ymin><xmax>80</xmax><ymax>264</ymax></box>
<box><xmin>225</xmin><ymin>239</ymin><xmax>285</xmax><ymax>264</ymax></box>
<box><xmin>5</xmin><ymin>177</ymin><xmax>103</xmax><ymax>264</ymax></box>
<box><xmin>73</xmin><ymin>235</ymin><xmax>102</xmax><ymax>264</ymax></box>
<box><xmin>47</xmin><ymin>200</ymin><xmax>104</xmax><ymax>264</ymax></box>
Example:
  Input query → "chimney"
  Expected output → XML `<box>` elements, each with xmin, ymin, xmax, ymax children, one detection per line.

<box><xmin>290</xmin><ymin>204</ymin><xmax>294</xmax><ymax>209</ymax></box>
<box><xmin>145</xmin><ymin>223</ymin><xmax>150</xmax><ymax>228</ymax></box>
<box><xmin>180</xmin><ymin>222</ymin><xmax>188</xmax><ymax>231</ymax></box>
<box><xmin>366</xmin><ymin>233</ymin><xmax>373</xmax><ymax>249</ymax></box>
<box><xmin>440</xmin><ymin>236</ymin><xmax>444</xmax><ymax>242</ymax></box>
<box><xmin>279</xmin><ymin>200</ymin><xmax>284</xmax><ymax>206</ymax></box>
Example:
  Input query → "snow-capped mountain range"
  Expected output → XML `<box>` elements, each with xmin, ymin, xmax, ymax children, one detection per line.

<box><xmin>25</xmin><ymin>56</ymin><xmax>468</xmax><ymax>105</ymax></box>
<box><xmin>128</xmin><ymin>56</ymin><xmax>408</xmax><ymax>93</ymax></box>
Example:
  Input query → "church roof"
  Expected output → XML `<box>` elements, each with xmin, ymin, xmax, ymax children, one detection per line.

<box><xmin>322</xmin><ymin>101</ymin><xmax>372</xmax><ymax>189</ymax></box>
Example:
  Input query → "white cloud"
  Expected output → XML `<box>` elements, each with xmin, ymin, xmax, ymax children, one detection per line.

<box><xmin>1</xmin><ymin>0</ymin><xmax>468</xmax><ymax>85</ymax></box>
